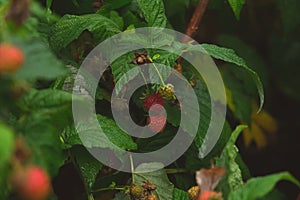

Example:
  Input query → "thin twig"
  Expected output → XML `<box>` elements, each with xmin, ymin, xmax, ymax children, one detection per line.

<box><xmin>182</xmin><ymin>0</ymin><xmax>210</xmax><ymax>43</ymax></box>
<box><xmin>176</xmin><ymin>0</ymin><xmax>210</xmax><ymax>66</ymax></box>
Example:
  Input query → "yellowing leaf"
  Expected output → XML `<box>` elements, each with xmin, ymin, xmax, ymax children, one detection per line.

<box><xmin>252</xmin><ymin>110</ymin><xmax>278</xmax><ymax>134</ymax></box>
<box><xmin>242</xmin><ymin>103</ymin><xmax>278</xmax><ymax>149</ymax></box>
<box><xmin>243</xmin><ymin>122</ymin><xmax>267</xmax><ymax>149</ymax></box>
<box><xmin>226</xmin><ymin>87</ymin><xmax>235</xmax><ymax>112</ymax></box>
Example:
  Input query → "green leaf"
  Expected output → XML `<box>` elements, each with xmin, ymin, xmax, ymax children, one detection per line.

<box><xmin>19</xmin><ymin>89</ymin><xmax>74</xmax><ymax>112</ymax></box>
<box><xmin>111</xmin><ymin>52</ymin><xmax>140</xmax><ymax>95</ymax></box>
<box><xmin>215</xmin><ymin>125</ymin><xmax>247</xmax><ymax>198</ymax></box>
<box><xmin>18</xmin><ymin>89</ymin><xmax>85</xmax><ymax>128</ymax></box>
<box><xmin>134</xmin><ymin>162</ymin><xmax>174</xmax><ymax>200</ymax></box>
<box><xmin>0</xmin><ymin>123</ymin><xmax>14</xmax><ymax>167</ymax></box>
<box><xmin>137</xmin><ymin>0</ymin><xmax>167</xmax><ymax>27</ymax></box>
<box><xmin>78</xmin><ymin>114</ymin><xmax>137</xmax><ymax>150</ymax></box>
<box><xmin>218</xmin><ymin>35</ymin><xmax>269</xmax><ymax>87</ymax></box>
<box><xmin>19</xmin><ymin>112</ymin><xmax>66</xmax><ymax>177</ymax></box>
<box><xmin>189</xmin><ymin>44</ymin><xmax>264</xmax><ymax>111</ymax></box>
<box><xmin>172</xmin><ymin>188</ymin><xmax>189</xmax><ymax>200</ymax></box>
<box><xmin>228</xmin><ymin>0</ymin><xmax>245</xmax><ymax>20</ymax></box>
<box><xmin>60</xmin><ymin>114</ymin><xmax>137</xmax><ymax>150</ymax></box>
<box><xmin>15</xmin><ymin>39</ymin><xmax>66</xmax><ymax>81</ymax></box>
<box><xmin>221</xmin><ymin>67</ymin><xmax>252</xmax><ymax>124</ymax></box>
<box><xmin>183</xmin><ymin>75</ymin><xmax>211</xmax><ymax>148</ymax></box>
<box><xmin>50</xmin><ymin>14</ymin><xmax>120</xmax><ymax>51</ymax></box>
<box><xmin>17</xmin><ymin>89</ymin><xmax>84</xmax><ymax>176</ymax></box>
<box><xmin>109</xmin><ymin>11</ymin><xmax>124</xmax><ymax>30</ymax></box>
<box><xmin>97</xmin><ymin>115</ymin><xmax>137</xmax><ymax>150</ymax></box>
<box><xmin>0</xmin><ymin>123</ymin><xmax>14</xmax><ymax>199</ymax></box>
<box><xmin>228</xmin><ymin>172</ymin><xmax>300</xmax><ymax>200</ymax></box>
<box><xmin>61</xmin><ymin>126</ymin><xmax>82</xmax><ymax>149</ymax></box>
<box><xmin>71</xmin><ymin>145</ymin><xmax>103</xmax><ymax>192</ymax></box>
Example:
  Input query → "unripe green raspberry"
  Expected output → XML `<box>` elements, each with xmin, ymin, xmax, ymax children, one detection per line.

<box><xmin>130</xmin><ymin>184</ymin><xmax>144</xmax><ymax>199</ymax></box>
<box><xmin>158</xmin><ymin>83</ymin><xmax>175</xmax><ymax>100</ymax></box>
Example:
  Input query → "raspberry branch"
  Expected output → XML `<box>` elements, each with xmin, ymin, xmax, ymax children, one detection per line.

<box><xmin>177</xmin><ymin>0</ymin><xmax>210</xmax><ymax>67</ymax></box>
<box><xmin>182</xmin><ymin>0</ymin><xmax>210</xmax><ymax>43</ymax></box>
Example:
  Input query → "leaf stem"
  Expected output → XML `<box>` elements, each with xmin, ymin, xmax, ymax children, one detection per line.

<box><xmin>165</xmin><ymin>168</ymin><xmax>188</xmax><ymax>174</ymax></box>
<box><xmin>147</xmin><ymin>56</ymin><xmax>166</xmax><ymax>86</ymax></box>
<box><xmin>130</xmin><ymin>153</ymin><xmax>135</xmax><ymax>184</ymax></box>
<box><xmin>139</xmin><ymin>70</ymin><xmax>150</xmax><ymax>91</ymax></box>
<box><xmin>92</xmin><ymin>186</ymin><xmax>127</xmax><ymax>193</ymax></box>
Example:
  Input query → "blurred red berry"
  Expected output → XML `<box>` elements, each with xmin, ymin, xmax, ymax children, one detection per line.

<box><xmin>0</xmin><ymin>44</ymin><xmax>24</xmax><ymax>73</ymax></box>
<box><xmin>147</xmin><ymin>115</ymin><xmax>166</xmax><ymax>133</ymax></box>
<box><xmin>198</xmin><ymin>190</ymin><xmax>222</xmax><ymax>200</ymax></box>
<box><xmin>11</xmin><ymin>165</ymin><xmax>51</xmax><ymax>200</ymax></box>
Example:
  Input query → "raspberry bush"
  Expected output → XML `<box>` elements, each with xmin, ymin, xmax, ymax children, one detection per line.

<box><xmin>0</xmin><ymin>0</ymin><xmax>300</xmax><ymax>200</ymax></box>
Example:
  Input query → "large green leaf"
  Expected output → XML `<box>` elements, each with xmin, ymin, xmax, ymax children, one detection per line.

<box><xmin>111</xmin><ymin>52</ymin><xmax>140</xmax><ymax>95</ymax></box>
<box><xmin>97</xmin><ymin>114</ymin><xmax>137</xmax><ymax>150</ymax></box>
<box><xmin>215</xmin><ymin>125</ymin><xmax>247</xmax><ymax>198</ymax></box>
<box><xmin>17</xmin><ymin>89</ymin><xmax>84</xmax><ymax>176</ymax></box>
<box><xmin>19</xmin><ymin>88</ymin><xmax>74</xmax><ymax>112</ymax></box>
<box><xmin>18</xmin><ymin>89</ymin><xmax>83</xmax><ymax>128</ymax></box>
<box><xmin>221</xmin><ymin>67</ymin><xmax>252</xmax><ymax>124</ymax></box>
<box><xmin>228</xmin><ymin>172</ymin><xmax>300</xmax><ymax>200</ymax></box>
<box><xmin>50</xmin><ymin>14</ymin><xmax>120</xmax><ymax>51</ymax></box>
<box><xmin>77</xmin><ymin>114</ymin><xmax>137</xmax><ymax>150</ymax></box>
<box><xmin>183</xmin><ymin>75</ymin><xmax>211</xmax><ymax>150</ymax></box>
<box><xmin>19</xmin><ymin>113</ymin><xmax>66</xmax><ymax>177</ymax></box>
<box><xmin>134</xmin><ymin>162</ymin><xmax>174</xmax><ymax>200</ymax></box>
<box><xmin>71</xmin><ymin>145</ymin><xmax>103</xmax><ymax>192</ymax></box>
<box><xmin>137</xmin><ymin>0</ymin><xmax>167</xmax><ymax>27</ymax></box>
<box><xmin>189</xmin><ymin>44</ymin><xmax>264</xmax><ymax>111</ymax></box>
<box><xmin>228</xmin><ymin>0</ymin><xmax>245</xmax><ymax>20</ymax></box>
<box><xmin>15</xmin><ymin>39</ymin><xmax>66</xmax><ymax>81</ymax></box>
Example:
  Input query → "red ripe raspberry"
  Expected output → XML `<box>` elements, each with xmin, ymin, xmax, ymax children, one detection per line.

<box><xmin>0</xmin><ymin>44</ymin><xmax>24</xmax><ymax>73</ymax></box>
<box><xmin>147</xmin><ymin>115</ymin><xmax>166</xmax><ymax>133</ymax></box>
<box><xmin>198</xmin><ymin>190</ymin><xmax>222</xmax><ymax>200</ymax></box>
<box><xmin>142</xmin><ymin>93</ymin><xmax>164</xmax><ymax>113</ymax></box>
<box><xmin>12</xmin><ymin>165</ymin><xmax>51</xmax><ymax>200</ymax></box>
